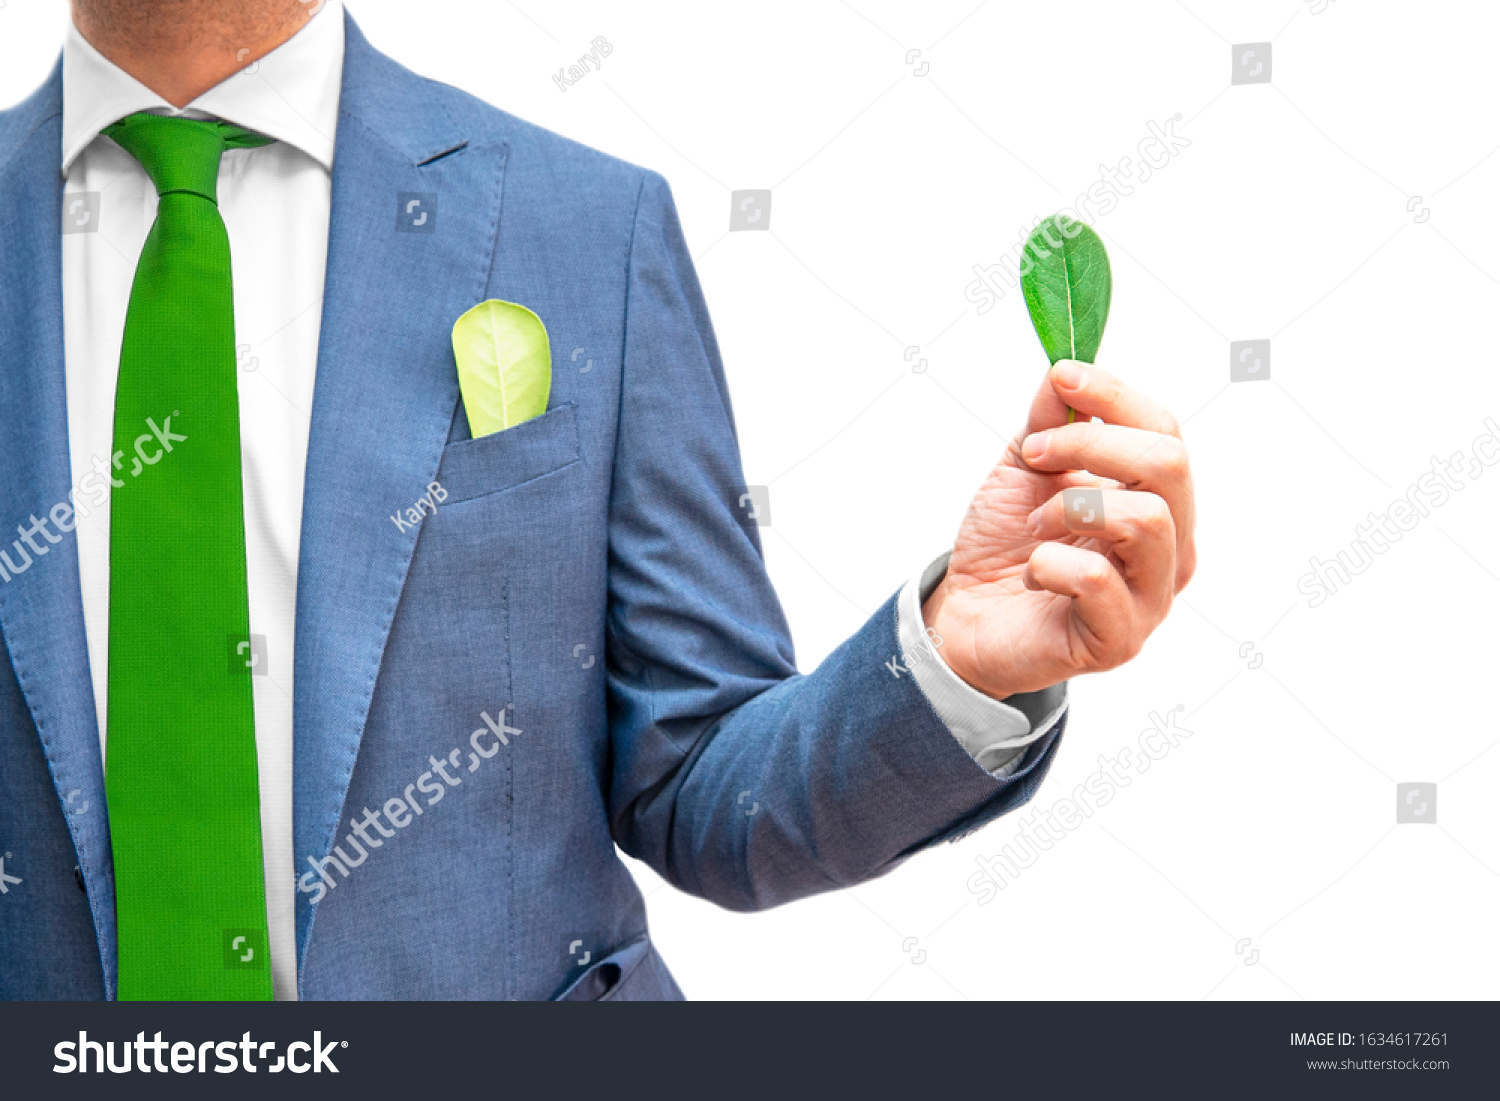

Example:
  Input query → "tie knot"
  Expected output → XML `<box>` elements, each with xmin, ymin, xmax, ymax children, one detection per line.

<box><xmin>102</xmin><ymin>112</ymin><xmax>275</xmax><ymax>204</ymax></box>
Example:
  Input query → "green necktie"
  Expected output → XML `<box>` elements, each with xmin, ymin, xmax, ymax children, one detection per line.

<box><xmin>103</xmin><ymin>112</ymin><xmax>275</xmax><ymax>1001</ymax></box>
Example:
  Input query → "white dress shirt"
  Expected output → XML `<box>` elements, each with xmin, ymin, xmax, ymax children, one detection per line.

<box><xmin>59</xmin><ymin>0</ymin><xmax>1054</xmax><ymax>1002</ymax></box>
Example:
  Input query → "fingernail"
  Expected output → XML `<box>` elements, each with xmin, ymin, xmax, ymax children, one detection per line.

<box><xmin>1022</xmin><ymin>431</ymin><xmax>1051</xmax><ymax>463</ymax></box>
<box><xmin>1053</xmin><ymin>361</ymin><xmax>1086</xmax><ymax>390</ymax></box>
<box><xmin>1027</xmin><ymin>506</ymin><xmax>1044</xmax><ymax>536</ymax></box>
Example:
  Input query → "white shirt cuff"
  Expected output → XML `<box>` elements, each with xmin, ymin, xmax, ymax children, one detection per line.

<box><xmin>896</xmin><ymin>552</ymin><xmax>1068</xmax><ymax>778</ymax></box>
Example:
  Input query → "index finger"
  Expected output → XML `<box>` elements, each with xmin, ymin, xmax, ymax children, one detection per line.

<box><xmin>1013</xmin><ymin>361</ymin><xmax>1080</xmax><ymax>443</ymax></box>
<box><xmin>1045</xmin><ymin>360</ymin><xmax>1181</xmax><ymax>437</ymax></box>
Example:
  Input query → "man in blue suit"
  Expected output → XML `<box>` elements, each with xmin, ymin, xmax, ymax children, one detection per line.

<box><xmin>0</xmin><ymin>0</ymin><xmax>1196</xmax><ymax>1000</ymax></box>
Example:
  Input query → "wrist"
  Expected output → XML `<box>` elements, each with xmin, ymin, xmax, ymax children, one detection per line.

<box><xmin>921</xmin><ymin>575</ymin><xmax>1011</xmax><ymax>702</ymax></box>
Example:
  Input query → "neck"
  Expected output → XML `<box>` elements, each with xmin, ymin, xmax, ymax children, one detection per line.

<box><xmin>70</xmin><ymin>0</ymin><xmax>316</xmax><ymax>108</ymax></box>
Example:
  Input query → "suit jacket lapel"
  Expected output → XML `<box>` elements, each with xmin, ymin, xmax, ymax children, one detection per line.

<box><xmin>0</xmin><ymin>64</ymin><xmax>120</xmax><ymax>996</ymax></box>
<box><xmin>293</xmin><ymin>12</ymin><xmax>508</xmax><ymax>972</ymax></box>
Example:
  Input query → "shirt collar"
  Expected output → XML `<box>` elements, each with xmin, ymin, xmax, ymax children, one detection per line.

<box><xmin>61</xmin><ymin>0</ymin><xmax>345</xmax><ymax>176</ymax></box>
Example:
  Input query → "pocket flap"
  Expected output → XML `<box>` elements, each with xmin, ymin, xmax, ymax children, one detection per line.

<box><xmin>553</xmin><ymin>936</ymin><xmax>652</xmax><ymax>1001</ymax></box>
<box><xmin>435</xmin><ymin>401</ymin><xmax>580</xmax><ymax>504</ymax></box>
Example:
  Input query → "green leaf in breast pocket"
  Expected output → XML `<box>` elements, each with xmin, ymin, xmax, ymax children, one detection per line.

<box><xmin>451</xmin><ymin>299</ymin><xmax>552</xmax><ymax>438</ymax></box>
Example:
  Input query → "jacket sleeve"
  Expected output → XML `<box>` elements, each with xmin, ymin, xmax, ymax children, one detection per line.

<box><xmin>604</xmin><ymin>171</ymin><xmax>1064</xmax><ymax>911</ymax></box>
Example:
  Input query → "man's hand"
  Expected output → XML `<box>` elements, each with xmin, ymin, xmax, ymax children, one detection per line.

<box><xmin>922</xmin><ymin>360</ymin><xmax>1196</xmax><ymax>699</ymax></box>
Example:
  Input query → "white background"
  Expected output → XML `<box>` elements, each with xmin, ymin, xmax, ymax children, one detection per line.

<box><xmin>4</xmin><ymin>0</ymin><xmax>1498</xmax><ymax>1000</ymax></box>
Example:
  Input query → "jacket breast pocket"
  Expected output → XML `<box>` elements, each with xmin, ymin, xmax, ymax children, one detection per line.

<box><xmin>435</xmin><ymin>402</ymin><xmax>581</xmax><ymax>504</ymax></box>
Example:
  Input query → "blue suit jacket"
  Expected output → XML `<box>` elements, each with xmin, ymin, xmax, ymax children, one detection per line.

<box><xmin>0</xmin><ymin>13</ymin><xmax>1063</xmax><ymax>1000</ymax></box>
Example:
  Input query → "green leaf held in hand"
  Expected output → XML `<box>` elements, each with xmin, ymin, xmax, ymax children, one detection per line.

<box><xmin>1020</xmin><ymin>213</ymin><xmax>1112</xmax><ymax>421</ymax></box>
<box><xmin>451</xmin><ymin>299</ymin><xmax>552</xmax><ymax>438</ymax></box>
